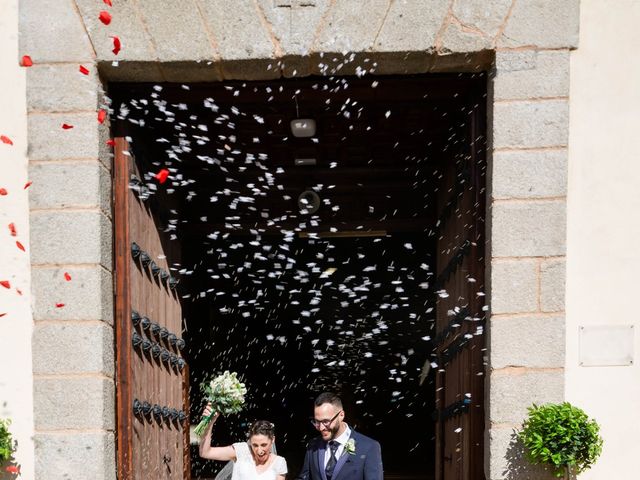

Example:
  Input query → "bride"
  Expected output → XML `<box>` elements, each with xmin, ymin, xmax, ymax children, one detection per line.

<box><xmin>199</xmin><ymin>403</ymin><xmax>288</xmax><ymax>480</ymax></box>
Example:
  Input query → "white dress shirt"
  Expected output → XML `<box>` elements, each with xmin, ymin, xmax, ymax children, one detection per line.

<box><xmin>323</xmin><ymin>424</ymin><xmax>352</xmax><ymax>468</ymax></box>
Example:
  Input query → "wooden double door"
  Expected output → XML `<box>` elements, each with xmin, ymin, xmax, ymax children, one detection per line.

<box><xmin>112</xmin><ymin>74</ymin><xmax>486</xmax><ymax>480</ymax></box>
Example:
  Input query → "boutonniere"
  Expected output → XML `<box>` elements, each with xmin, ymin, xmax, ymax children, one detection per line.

<box><xmin>344</xmin><ymin>438</ymin><xmax>356</xmax><ymax>455</ymax></box>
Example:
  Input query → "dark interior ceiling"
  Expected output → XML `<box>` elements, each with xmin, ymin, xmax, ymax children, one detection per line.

<box><xmin>111</xmin><ymin>74</ymin><xmax>483</xmax><ymax>239</ymax></box>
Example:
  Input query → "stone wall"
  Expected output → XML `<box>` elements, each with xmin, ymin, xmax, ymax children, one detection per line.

<box><xmin>489</xmin><ymin>44</ymin><xmax>572</xmax><ymax>480</ymax></box>
<box><xmin>19</xmin><ymin>1</ymin><xmax>579</xmax><ymax>479</ymax></box>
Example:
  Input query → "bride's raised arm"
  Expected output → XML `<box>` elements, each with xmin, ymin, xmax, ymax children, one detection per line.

<box><xmin>198</xmin><ymin>404</ymin><xmax>237</xmax><ymax>461</ymax></box>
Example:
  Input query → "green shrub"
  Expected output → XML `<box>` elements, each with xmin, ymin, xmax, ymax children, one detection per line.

<box><xmin>0</xmin><ymin>417</ymin><xmax>15</xmax><ymax>463</ymax></box>
<box><xmin>519</xmin><ymin>402</ymin><xmax>603</xmax><ymax>478</ymax></box>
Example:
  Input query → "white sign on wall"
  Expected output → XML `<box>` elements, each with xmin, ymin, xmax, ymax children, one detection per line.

<box><xmin>579</xmin><ymin>325</ymin><xmax>635</xmax><ymax>367</ymax></box>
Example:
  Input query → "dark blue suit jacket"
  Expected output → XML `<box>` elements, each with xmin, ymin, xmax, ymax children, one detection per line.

<box><xmin>296</xmin><ymin>430</ymin><xmax>383</xmax><ymax>480</ymax></box>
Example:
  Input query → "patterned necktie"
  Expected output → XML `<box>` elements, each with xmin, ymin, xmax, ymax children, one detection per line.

<box><xmin>325</xmin><ymin>440</ymin><xmax>339</xmax><ymax>480</ymax></box>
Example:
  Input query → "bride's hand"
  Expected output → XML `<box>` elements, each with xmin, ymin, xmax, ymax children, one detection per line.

<box><xmin>202</xmin><ymin>402</ymin><xmax>220</xmax><ymax>422</ymax></box>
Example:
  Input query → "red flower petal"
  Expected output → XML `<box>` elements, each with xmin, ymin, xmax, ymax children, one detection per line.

<box><xmin>55</xmin><ymin>303</ymin><xmax>65</xmax><ymax>308</ymax></box>
<box><xmin>0</xmin><ymin>281</ymin><xmax>10</xmax><ymax>289</ymax></box>
<box><xmin>16</xmin><ymin>288</ymin><xmax>23</xmax><ymax>296</ymax></box>
<box><xmin>0</xmin><ymin>188</ymin><xmax>7</xmax><ymax>195</ymax></box>
<box><xmin>98</xmin><ymin>109</ymin><xmax>107</xmax><ymax>124</ymax></box>
<box><xmin>0</xmin><ymin>313</ymin><xmax>6</xmax><ymax>318</ymax></box>
<box><xmin>79</xmin><ymin>65</ymin><xmax>90</xmax><ymax>75</ymax></box>
<box><xmin>111</xmin><ymin>36</ymin><xmax>121</xmax><ymax>55</ymax></box>
<box><xmin>24</xmin><ymin>181</ymin><xmax>32</xmax><ymax>189</ymax></box>
<box><xmin>1</xmin><ymin>135</ymin><xmax>13</xmax><ymax>145</ymax></box>
<box><xmin>16</xmin><ymin>241</ymin><xmax>25</xmax><ymax>252</ymax></box>
<box><xmin>154</xmin><ymin>169</ymin><xmax>170</xmax><ymax>184</ymax></box>
<box><xmin>21</xmin><ymin>55</ymin><xmax>33</xmax><ymax>67</ymax></box>
<box><xmin>62</xmin><ymin>123</ymin><xmax>74</xmax><ymax>130</ymax></box>
<box><xmin>5</xmin><ymin>465</ymin><xmax>19</xmax><ymax>474</ymax></box>
<box><xmin>99</xmin><ymin>10</ymin><xmax>112</xmax><ymax>25</ymax></box>
<box><xmin>106</xmin><ymin>139</ymin><xmax>116</xmax><ymax>146</ymax></box>
<box><xmin>8</xmin><ymin>223</ymin><xmax>17</xmax><ymax>236</ymax></box>
<box><xmin>64</xmin><ymin>272</ymin><xmax>72</xmax><ymax>281</ymax></box>
<box><xmin>103</xmin><ymin>0</ymin><xmax>113</xmax><ymax>6</ymax></box>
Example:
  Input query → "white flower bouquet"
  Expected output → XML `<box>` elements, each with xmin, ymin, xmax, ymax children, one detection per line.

<box><xmin>194</xmin><ymin>371</ymin><xmax>247</xmax><ymax>437</ymax></box>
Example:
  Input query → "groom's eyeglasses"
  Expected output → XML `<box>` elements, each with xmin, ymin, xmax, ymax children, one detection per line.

<box><xmin>310</xmin><ymin>410</ymin><xmax>342</xmax><ymax>429</ymax></box>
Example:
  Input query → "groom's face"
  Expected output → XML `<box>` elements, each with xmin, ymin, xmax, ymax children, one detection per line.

<box><xmin>314</xmin><ymin>403</ymin><xmax>344</xmax><ymax>441</ymax></box>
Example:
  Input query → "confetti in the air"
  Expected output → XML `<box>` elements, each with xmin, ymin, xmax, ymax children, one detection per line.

<box><xmin>111</xmin><ymin>36</ymin><xmax>121</xmax><ymax>55</ymax></box>
<box><xmin>98</xmin><ymin>11</ymin><xmax>112</xmax><ymax>25</ymax></box>
<box><xmin>155</xmin><ymin>168</ymin><xmax>170</xmax><ymax>184</ymax></box>
<box><xmin>18</xmin><ymin>68</ymin><xmax>491</xmax><ymax>459</ymax></box>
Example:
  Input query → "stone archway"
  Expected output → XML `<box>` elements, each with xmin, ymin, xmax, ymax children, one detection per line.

<box><xmin>23</xmin><ymin>1</ymin><xmax>576</xmax><ymax>478</ymax></box>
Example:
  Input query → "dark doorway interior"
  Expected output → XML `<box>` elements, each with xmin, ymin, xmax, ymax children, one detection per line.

<box><xmin>111</xmin><ymin>72</ymin><xmax>486</xmax><ymax>480</ymax></box>
<box><xmin>185</xmin><ymin>233</ymin><xmax>437</xmax><ymax>479</ymax></box>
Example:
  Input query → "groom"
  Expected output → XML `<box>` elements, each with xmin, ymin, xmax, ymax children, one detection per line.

<box><xmin>297</xmin><ymin>392</ymin><xmax>383</xmax><ymax>480</ymax></box>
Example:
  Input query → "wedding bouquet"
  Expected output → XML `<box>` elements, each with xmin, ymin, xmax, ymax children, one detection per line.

<box><xmin>194</xmin><ymin>371</ymin><xmax>247</xmax><ymax>437</ymax></box>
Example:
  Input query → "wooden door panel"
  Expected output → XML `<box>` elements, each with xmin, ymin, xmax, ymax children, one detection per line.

<box><xmin>434</xmin><ymin>112</ymin><xmax>486</xmax><ymax>479</ymax></box>
<box><xmin>115</xmin><ymin>136</ymin><xmax>191</xmax><ymax>480</ymax></box>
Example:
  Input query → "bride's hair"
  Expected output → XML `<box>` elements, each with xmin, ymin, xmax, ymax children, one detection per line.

<box><xmin>248</xmin><ymin>420</ymin><xmax>275</xmax><ymax>439</ymax></box>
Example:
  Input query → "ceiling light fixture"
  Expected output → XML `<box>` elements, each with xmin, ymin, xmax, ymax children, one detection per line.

<box><xmin>290</xmin><ymin>119</ymin><xmax>316</xmax><ymax>137</ymax></box>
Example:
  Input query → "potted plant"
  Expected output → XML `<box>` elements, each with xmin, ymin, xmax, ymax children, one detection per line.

<box><xmin>1</xmin><ymin>417</ymin><xmax>17</xmax><ymax>469</ymax></box>
<box><xmin>519</xmin><ymin>402</ymin><xmax>603</xmax><ymax>479</ymax></box>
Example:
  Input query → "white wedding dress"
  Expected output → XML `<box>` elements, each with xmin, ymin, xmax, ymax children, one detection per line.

<box><xmin>230</xmin><ymin>442</ymin><xmax>287</xmax><ymax>480</ymax></box>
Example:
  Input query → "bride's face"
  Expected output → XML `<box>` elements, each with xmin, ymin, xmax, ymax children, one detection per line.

<box><xmin>250</xmin><ymin>434</ymin><xmax>273</xmax><ymax>459</ymax></box>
